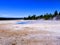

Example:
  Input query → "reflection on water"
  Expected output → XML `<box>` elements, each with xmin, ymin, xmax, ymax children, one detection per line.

<box><xmin>17</xmin><ymin>21</ymin><xmax>29</xmax><ymax>24</ymax></box>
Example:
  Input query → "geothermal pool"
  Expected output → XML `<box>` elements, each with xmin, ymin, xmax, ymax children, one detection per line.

<box><xmin>16</xmin><ymin>20</ymin><xmax>60</xmax><ymax>33</ymax></box>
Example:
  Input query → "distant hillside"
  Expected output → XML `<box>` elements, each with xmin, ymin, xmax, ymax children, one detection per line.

<box><xmin>0</xmin><ymin>17</ymin><xmax>23</xmax><ymax>20</ymax></box>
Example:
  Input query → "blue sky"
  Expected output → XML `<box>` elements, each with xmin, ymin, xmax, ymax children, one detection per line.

<box><xmin>0</xmin><ymin>0</ymin><xmax>60</xmax><ymax>17</ymax></box>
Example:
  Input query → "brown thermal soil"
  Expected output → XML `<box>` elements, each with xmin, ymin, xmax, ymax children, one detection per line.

<box><xmin>0</xmin><ymin>24</ymin><xmax>60</xmax><ymax>45</ymax></box>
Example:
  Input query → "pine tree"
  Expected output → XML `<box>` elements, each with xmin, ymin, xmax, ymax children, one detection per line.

<box><xmin>54</xmin><ymin>10</ymin><xmax>58</xmax><ymax>16</ymax></box>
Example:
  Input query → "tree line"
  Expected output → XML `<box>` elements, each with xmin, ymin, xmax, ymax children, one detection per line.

<box><xmin>0</xmin><ymin>10</ymin><xmax>60</xmax><ymax>20</ymax></box>
<box><xmin>23</xmin><ymin>11</ymin><xmax>60</xmax><ymax>20</ymax></box>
